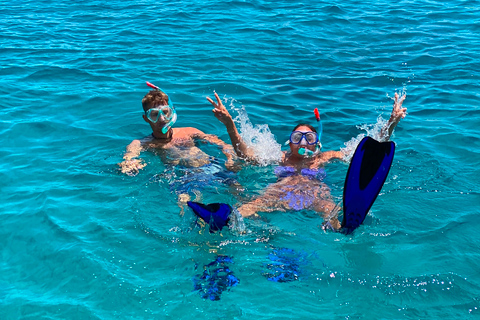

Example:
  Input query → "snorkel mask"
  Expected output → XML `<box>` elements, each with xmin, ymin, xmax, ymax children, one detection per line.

<box><xmin>285</xmin><ymin>108</ymin><xmax>323</xmax><ymax>158</ymax></box>
<box><xmin>145</xmin><ymin>81</ymin><xmax>177</xmax><ymax>134</ymax></box>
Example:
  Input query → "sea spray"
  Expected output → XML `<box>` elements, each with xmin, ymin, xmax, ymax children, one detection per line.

<box><xmin>340</xmin><ymin>115</ymin><xmax>390</xmax><ymax>162</ymax></box>
<box><xmin>224</xmin><ymin>96</ymin><xmax>283</xmax><ymax>166</ymax></box>
<box><xmin>341</xmin><ymin>90</ymin><xmax>408</xmax><ymax>162</ymax></box>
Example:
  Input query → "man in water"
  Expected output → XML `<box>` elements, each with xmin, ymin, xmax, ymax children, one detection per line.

<box><xmin>119</xmin><ymin>83</ymin><xmax>235</xmax><ymax>176</ymax></box>
<box><xmin>119</xmin><ymin>83</ymin><xmax>238</xmax><ymax>207</ymax></box>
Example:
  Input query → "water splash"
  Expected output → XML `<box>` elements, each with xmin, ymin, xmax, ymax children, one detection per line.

<box><xmin>340</xmin><ymin>90</ymin><xmax>407</xmax><ymax>162</ymax></box>
<box><xmin>340</xmin><ymin>115</ymin><xmax>389</xmax><ymax>162</ymax></box>
<box><xmin>223</xmin><ymin>96</ymin><xmax>282</xmax><ymax>166</ymax></box>
<box><xmin>228</xmin><ymin>207</ymin><xmax>246</xmax><ymax>234</ymax></box>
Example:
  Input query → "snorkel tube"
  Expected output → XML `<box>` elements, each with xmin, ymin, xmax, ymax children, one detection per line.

<box><xmin>146</xmin><ymin>81</ymin><xmax>177</xmax><ymax>134</ymax></box>
<box><xmin>314</xmin><ymin>108</ymin><xmax>323</xmax><ymax>144</ymax></box>
<box><xmin>161</xmin><ymin>110</ymin><xmax>177</xmax><ymax>134</ymax></box>
<box><xmin>298</xmin><ymin>108</ymin><xmax>323</xmax><ymax>157</ymax></box>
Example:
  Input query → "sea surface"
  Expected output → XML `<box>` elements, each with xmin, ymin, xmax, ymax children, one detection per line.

<box><xmin>1</xmin><ymin>0</ymin><xmax>480</xmax><ymax>319</ymax></box>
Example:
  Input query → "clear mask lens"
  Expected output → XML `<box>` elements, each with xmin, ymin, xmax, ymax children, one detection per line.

<box><xmin>146</xmin><ymin>106</ymin><xmax>174</xmax><ymax>123</ymax></box>
<box><xmin>290</xmin><ymin>131</ymin><xmax>318</xmax><ymax>145</ymax></box>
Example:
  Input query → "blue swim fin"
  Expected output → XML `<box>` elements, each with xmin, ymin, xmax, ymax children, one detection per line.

<box><xmin>187</xmin><ymin>201</ymin><xmax>232</xmax><ymax>232</ymax></box>
<box><xmin>341</xmin><ymin>137</ymin><xmax>395</xmax><ymax>234</ymax></box>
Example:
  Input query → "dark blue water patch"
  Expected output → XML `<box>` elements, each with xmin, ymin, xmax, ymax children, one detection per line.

<box><xmin>193</xmin><ymin>256</ymin><xmax>239</xmax><ymax>301</ymax></box>
<box><xmin>263</xmin><ymin>247</ymin><xmax>312</xmax><ymax>282</ymax></box>
<box><xmin>324</xmin><ymin>5</ymin><xmax>347</xmax><ymax>14</ymax></box>
<box><xmin>24</xmin><ymin>66</ymin><xmax>95</xmax><ymax>82</ymax></box>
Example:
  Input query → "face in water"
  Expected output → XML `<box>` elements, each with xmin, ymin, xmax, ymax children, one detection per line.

<box><xmin>146</xmin><ymin>105</ymin><xmax>174</xmax><ymax>123</ymax></box>
<box><xmin>289</xmin><ymin>131</ymin><xmax>318</xmax><ymax>145</ymax></box>
<box><xmin>288</xmin><ymin>126</ymin><xmax>319</xmax><ymax>156</ymax></box>
<box><xmin>145</xmin><ymin>103</ymin><xmax>177</xmax><ymax>134</ymax></box>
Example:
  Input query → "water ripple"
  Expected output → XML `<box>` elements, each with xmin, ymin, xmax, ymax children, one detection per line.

<box><xmin>2</xmin><ymin>0</ymin><xmax>480</xmax><ymax>318</ymax></box>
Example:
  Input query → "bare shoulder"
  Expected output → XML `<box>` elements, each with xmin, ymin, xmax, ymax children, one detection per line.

<box><xmin>174</xmin><ymin>127</ymin><xmax>204</xmax><ymax>136</ymax></box>
<box><xmin>128</xmin><ymin>139</ymin><xmax>143</xmax><ymax>147</ymax></box>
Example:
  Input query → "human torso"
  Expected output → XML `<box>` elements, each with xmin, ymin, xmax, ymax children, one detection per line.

<box><xmin>264</xmin><ymin>151</ymin><xmax>338</xmax><ymax>210</ymax></box>
<box><xmin>142</xmin><ymin>128</ymin><xmax>211</xmax><ymax>167</ymax></box>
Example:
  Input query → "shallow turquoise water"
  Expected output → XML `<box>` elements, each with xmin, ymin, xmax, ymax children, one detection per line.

<box><xmin>1</xmin><ymin>0</ymin><xmax>480</xmax><ymax>318</ymax></box>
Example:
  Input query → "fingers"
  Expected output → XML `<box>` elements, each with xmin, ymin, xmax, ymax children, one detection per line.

<box><xmin>120</xmin><ymin>159</ymin><xmax>145</xmax><ymax>176</ymax></box>
<box><xmin>393</xmin><ymin>92</ymin><xmax>406</xmax><ymax>110</ymax></box>
<box><xmin>214</xmin><ymin>92</ymin><xmax>222</xmax><ymax>106</ymax></box>
<box><xmin>206</xmin><ymin>96</ymin><xmax>216</xmax><ymax>107</ymax></box>
<box><xmin>396</xmin><ymin>93</ymin><xmax>406</xmax><ymax>104</ymax></box>
<box><xmin>211</xmin><ymin>108</ymin><xmax>222</xmax><ymax>120</ymax></box>
<box><xmin>207</xmin><ymin>92</ymin><xmax>224</xmax><ymax>110</ymax></box>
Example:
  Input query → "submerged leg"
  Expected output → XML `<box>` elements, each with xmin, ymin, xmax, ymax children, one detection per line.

<box><xmin>177</xmin><ymin>193</ymin><xmax>191</xmax><ymax>217</ymax></box>
<box><xmin>237</xmin><ymin>196</ymin><xmax>279</xmax><ymax>218</ymax></box>
<box><xmin>315</xmin><ymin>199</ymin><xmax>342</xmax><ymax>231</ymax></box>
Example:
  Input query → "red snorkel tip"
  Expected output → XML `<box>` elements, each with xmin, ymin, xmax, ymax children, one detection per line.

<box><xmin>146</xmin><ymin>81</ymin><xmax>159</xmax><ymax>90</ymax></box>
<box><xmin>314</xmin><ymin>108</ymin><xmax>320</xmax><ymax>121</ymax></box>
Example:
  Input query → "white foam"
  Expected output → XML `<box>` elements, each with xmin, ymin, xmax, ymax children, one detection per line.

<box><xmin>340</xmin><ymin>115</ymin><xmax>389</xmax><ymax>162</ymax></box>
<box><xmin>223</xmin><ymin>96</ymin><xmax>283</xmax><ymax>166</ymax></box>
<box><xmin>228</xmin><ymin>207</ymin><xmax>246</xmax><ymax>233</ymax></box>
<box><xmin>340</xmin><ymin>90</ymin><xmax>407</xmax><ymax>162</ymax></box>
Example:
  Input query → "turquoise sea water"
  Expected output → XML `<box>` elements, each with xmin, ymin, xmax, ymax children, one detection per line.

<box><xmin>1</xmin><ymin>0</ymin><xmax>480</xmax><ymax>318</ymax></box>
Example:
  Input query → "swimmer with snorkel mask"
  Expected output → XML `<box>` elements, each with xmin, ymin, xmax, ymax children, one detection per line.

<box><xmin>119</xmin><ymin>82</ymin><xmax>241</xmax><ymax>212</ymax></box>
<box><xmin>199</xmin><ymin>91</ymin><xmax>407</xmax><ymax>230</ymax></box>
<box><xmin>119</xmin><ymin>82</ymin><xmax>236</xmax><ymax>177</ymax></box>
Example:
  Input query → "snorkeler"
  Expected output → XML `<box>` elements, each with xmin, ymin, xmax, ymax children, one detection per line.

<box><xmin>187</xmin><ymin>92</ymin><xmax>407</xmax><ymax>233</ymax></box>
<box><xmin>119</xmin><ymin>82</ymin><xmax>236</xmax><ymax>176</ymax></box>
<box><xmin>118</xmin><ymin>82</ymin><xmax>241</xmax><ymax>209</ymax></box>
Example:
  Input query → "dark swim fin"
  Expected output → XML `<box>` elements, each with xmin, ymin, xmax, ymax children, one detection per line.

<box><xmin>187</xmin><ymin>202</ymin><xmax>232</xmax><ymax>232</ymax></box>
<box><xmin>341</xmin><ymin>137</ymin><xmax>395</xmax><ymax>234</ymax></box>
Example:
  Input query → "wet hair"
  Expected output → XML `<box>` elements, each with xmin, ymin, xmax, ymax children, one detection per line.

<box><xmin>292</xmin><ymin>123</ymin><xmax>317</xmax><ymax>132</ymax></box>
<box><xmin>142</xmin><ymin>89</ymin><xmax>169</xmax><ymax>112</ymax></box>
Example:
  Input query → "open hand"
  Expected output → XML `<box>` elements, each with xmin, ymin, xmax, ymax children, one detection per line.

<box><xmin>119</xmin><ymin>159</ymin><xmax>146</xmax><ymax>177</ymax></box>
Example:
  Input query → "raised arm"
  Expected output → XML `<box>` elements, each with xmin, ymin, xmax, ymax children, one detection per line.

<box><xmin>118</xmin><ymin>139</ymin><xmax>146</xmax><ymax>176</ymax></box>
<box><xmin>381</xmin><ymin>93</ymin><xmax>407</xmax><ymax>141</ymax></box>
<box><xmin>207</xmin><ymin>92</ymin><xmax>256</xmax><ymax>160</ymax></box>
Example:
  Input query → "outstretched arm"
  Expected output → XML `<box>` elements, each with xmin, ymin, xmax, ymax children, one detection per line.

<box><xmin>118</xmin><ymin>140</ymin><xmax>146</xmax><ymax>176</ymax></box>
<box><xmin>381</xmin><ymin>92</ymin><xmax>407</xmax><ymax>140</ymax></box>
<box><xmin>207</xmin><ymin>92</ymin><xmax>256</xmax><ymax>160</ymax></box>
<box><xmin>193</xmin><ymin>130</ymin><xmax>237</xmax><ymax>166</ymax></box>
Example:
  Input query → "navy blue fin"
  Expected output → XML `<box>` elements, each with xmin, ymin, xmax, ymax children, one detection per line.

<box><xmin>187</xmin><ymin>201</ymin><xmax>232</xmax><ymax>232</ymax></box>
<box><xmin>341</xmin><ymin>137</ymin><xmax>395</xmax><ymax>234</ymax></box>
